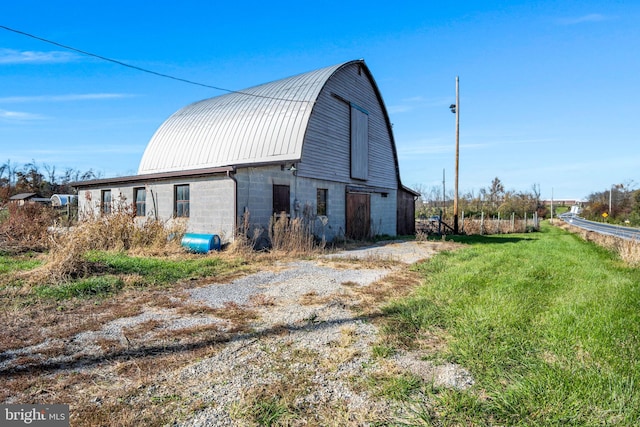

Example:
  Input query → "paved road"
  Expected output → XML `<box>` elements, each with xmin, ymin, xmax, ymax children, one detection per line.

<box><xmin>559</xmin><ymin>213</ymin><xmax>640</xmax><ymax>240</ymax></box>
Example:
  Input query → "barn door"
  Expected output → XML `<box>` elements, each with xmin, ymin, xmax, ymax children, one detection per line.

<box><xmin>346</xmin><ymin>192</ymin><xmax>370</xmax><ymax>240</ymax></box>
<box><xmin>273</xmin><ymin>184</ymin><xmax>290</xmax><ymax>216</ymax></box>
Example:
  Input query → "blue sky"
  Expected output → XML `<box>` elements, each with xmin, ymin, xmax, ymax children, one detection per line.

<box><xmin>1</xmin><ymin>1</ymin><xmax>638</xmax><ymax>201</ymax></box>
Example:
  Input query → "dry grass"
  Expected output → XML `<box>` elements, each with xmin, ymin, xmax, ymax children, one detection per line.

<box><xmin>462</xmin><ymin>217</ymin><xmax>538</xmax><ymax>235</ymax></box>
<box><xmin>22</xmin><ymin>210</ymin><xmax>186</xmax><ymax>285</ymax></box>
<box><xmin>318</xmin><ymin>255</ymin><xmax>402</xmax><ymax>271</ymax></box>
<box><xmin>0</xmin><ymin>203</ymin><xmax>57</xmax><ymax>253</ymax></box>
<box><xmin>299</xmin><ymin>290</ymin><xmax>336</xmax><ymax>306</ymax></box>
<box><xmin>269</xmin><ymin>214</ymin><xmax>324</xmax><ymax>255</ymax></box>
<box><xmin>209</xmin><ymin>302</ymin><xmax>260</xmax><ymax>333</ymax></box>
<box><xmin>347</xmin><ymin>268</ymin><xmax>424</xmax><ymax>316</ymax></box>
<box><xmin>0</xmin><ymin>284</ymin><xmax>239</xmax><ymax>426</ymax></box>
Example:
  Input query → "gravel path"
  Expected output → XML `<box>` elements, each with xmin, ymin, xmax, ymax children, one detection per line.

<box><xmin>175</xmin><ymin>240</ymin><xmax>472</xmax><ymax>425</ymax></box>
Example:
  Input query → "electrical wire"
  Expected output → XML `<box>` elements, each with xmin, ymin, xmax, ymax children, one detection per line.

<box><xmin>0</xmin><ymin>25</ymin><xmax>310</xmax><ymax>103</ymax></box>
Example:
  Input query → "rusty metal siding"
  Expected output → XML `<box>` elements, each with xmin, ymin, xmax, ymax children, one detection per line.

<box><xmin>138</xmin><ymin>63</ymin><xmax>343</xmax><ymax>174</ymax></box>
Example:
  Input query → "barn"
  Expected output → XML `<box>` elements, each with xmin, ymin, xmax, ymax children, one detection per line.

<box><xmin>75</xmin><ymin>59</ymin><xmax>417</xmax><ymax>242</ymax></box>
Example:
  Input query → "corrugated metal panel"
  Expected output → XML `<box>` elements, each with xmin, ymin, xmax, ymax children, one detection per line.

<box><xmin>138</xmin><ymin>62</ymin><xmax>353</xmax><ymax>174</ymax></box>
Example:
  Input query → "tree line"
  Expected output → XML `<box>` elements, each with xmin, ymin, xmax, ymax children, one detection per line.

<box><xmin>416</xmin><ymin>176</ymin><xmax>640</xmax><ymax>227</ymax></box>
<box><xmin>581</xmin><ymin>182</ymin><xmax>640</xmax><ymax>225</ymax></box>
<box><xmin>0</xmin><ymin>159</ymin><xmax>100</xmax><ymax>204</ymax></box>
<box><xmin>415</xmin><ymin>177</ymin><xmax>547</xmax><ymax>221</ymax></box>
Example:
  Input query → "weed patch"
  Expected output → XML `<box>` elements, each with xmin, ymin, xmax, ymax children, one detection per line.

<box><xmin>34</xmin><ymin>276</ymin><xmax>124</xmax><ymax>300</ymax></box>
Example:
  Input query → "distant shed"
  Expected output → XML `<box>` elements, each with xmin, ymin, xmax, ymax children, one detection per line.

<box><xmin>75</xmin><ymin>60</ymin><xmax>418</xmax><ymax>242</ymax></box>
<box><xmin>9</xmin><ymin>193</ymin><xmax>49</xmax><ymax>206</ymax></box>
<box><xmin>51</xmin><ymin>194</ymin><xmax>77</xmax><ymax>207</ymax></box>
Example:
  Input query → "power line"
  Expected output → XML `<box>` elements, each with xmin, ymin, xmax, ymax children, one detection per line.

<box><xmin>0</xmin><ymin>25</ymin><xmax>310</xmax><ymax>103</ymax></box>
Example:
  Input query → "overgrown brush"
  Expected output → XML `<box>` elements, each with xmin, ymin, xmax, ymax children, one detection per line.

<box><xmin>229</xmin><ymin>210</ymin><xmax>325</xmax><ymax>257</ymax></box>
<box><xmin>29</xmin><ymin>209</ymin><xmax>185</xmax><ymax>284</ymax></box>
<box><xmin>462</xmin><ymin>218</ymin><xmax>538</xmax><ymax>235</ymax></box>
<box><xmin>269</xmin><ymin>214</ymin><xmax>320</xmax><ymax>254</ymax></box>
<box><xmin>0</xmin><ymin>203</ymin><xmax>57</xmax><ymax>253</ymax></box>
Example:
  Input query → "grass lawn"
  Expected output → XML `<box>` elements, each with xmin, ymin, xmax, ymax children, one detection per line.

<box><xmin>380</xmin><ymin>223</ymin><xmax>640</xmax><ymax>425</ymax></box>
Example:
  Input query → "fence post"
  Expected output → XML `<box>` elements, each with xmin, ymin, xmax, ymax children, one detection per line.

<box><xmin>481</xmin><ymin>211</ymin><xmax>485</xmax><ymax>235</ymax></box>
<box><xmin>511</xmin><ymin>212</ymin><xmax>515</xmax><ymax>232</ymax></box>
<box><xmin>461</xmin><ymin>211</ymin><xmax>465</xmax><ymax>233</ymax></box>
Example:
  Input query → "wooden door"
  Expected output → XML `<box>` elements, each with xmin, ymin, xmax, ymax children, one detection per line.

<box><xmin>346</xmin><ymin>192</ymin><xmax>370</xmax><ymax>240</ymax></box>
<box><xmin>273</xmin><ymin>184</ymin><xmax>290</xmax><ymax>215</ymax></box>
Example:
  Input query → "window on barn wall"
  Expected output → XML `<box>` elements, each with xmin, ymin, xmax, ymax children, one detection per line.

<box><xmin>273</xmin><ymin>184</ymin><xmax>290</xmax><ymax>216</ymax></box>
<box><xmin>317</xmin><ymin>188</ymin><xmax>328</xmax><ymax>216</ymax></box>
<box><xmin>101</xmin><ymin>190</ymin><xmax>111</xmax><ymax>215</ymax></box>
<box><xmin>350</xmin><ymin>103</ymin><xmax>369</xmax><ymax>180</ymax></box>
<box><xmin>134</xmin><ymin>187</ymin><xmax>146</xmax><ymax>217</ymax></box>
<box><xmin>174</xmin><ymin>184</ymin><xmax>190</xmax><ymax>217</ymax></box>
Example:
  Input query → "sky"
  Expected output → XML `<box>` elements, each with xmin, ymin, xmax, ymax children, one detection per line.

<box><xmin>1</xmin><ymin>1</ymin><xmax>639</xmax><ymax>201</ymax></box>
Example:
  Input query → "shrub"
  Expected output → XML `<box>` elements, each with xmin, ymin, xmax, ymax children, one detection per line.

<box><xmin>0</xmin><ymin>203</ymin><xmax>56</xmax><ymax>253</ymax></box>
<box><xmin>29</xmin><ymin>209</ymin><xmax>185</xmax><ymax>284</ymax></box>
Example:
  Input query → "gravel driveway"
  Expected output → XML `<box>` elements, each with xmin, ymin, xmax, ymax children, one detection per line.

<box><xmin>1</xmin><ymin>240</ymin><xmax>472</xmax><ymax>425</ymax></box>
<box><xmin>177</xmin><ymin>240</ymin><xmax>473</xmax><ymax>425</ymax></box>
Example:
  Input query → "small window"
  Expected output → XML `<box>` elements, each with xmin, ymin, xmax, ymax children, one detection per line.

<box><xmin>101</xmin><ymin>190</ymin><xmax>111</xmax><ymax>215</ymax></box>
<box><xmin>273</xmin><ymin>184</ymin><xmax>290</xmax><ymax>215</ymax></box>
<box><xmin>134</xmin><ymin>187</ymin><xmax>146</xmax><ymax>217</ymax></box>
<box><xmin>175</xmin><ymin>184</ymin><xmax>189</xmax><ymax>218</ymax></box>
<box><xmin>317</xmin><ymin>188</ymin><xmax>328</xmax><ymax>216</ymax></box>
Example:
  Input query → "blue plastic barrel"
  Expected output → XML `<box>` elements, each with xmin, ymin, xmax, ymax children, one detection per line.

<box><xmin>181</xmin><ymin>233</ymin><xmax>221</xmax><ymax>253</ymax></box>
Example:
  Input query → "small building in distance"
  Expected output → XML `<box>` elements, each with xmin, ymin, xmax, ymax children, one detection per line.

<box><xmin>9</xmin><ymin>193</ymin><xmax>50</xmax><ymax>206</ymax></box>
<box><xmin>51</xmin><ymin>194</ymin><xmax>77</xmax><ymax>207</ymax></box>
<box><xmin>74</xmin><ymin>60</ymin><xmax>417</xmax><ymax>242</ymax></box>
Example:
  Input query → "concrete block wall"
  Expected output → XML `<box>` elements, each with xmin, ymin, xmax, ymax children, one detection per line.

<box><xmin>235</xmin><ymin>166</ymin><xmax>397</xmax><ymax>241</ymax></box>
<box><xmin>370</xmin><ymin>190</ymin><xmax>398</xmax><ymax>237</ymax></box>
<box><xmin>188</xmin><ymin>178</ymin><xmax>235</xmax><ymax>239</ymax></box>
<box><xmin>77</xmin><ymin>175</ymin><xmax>236</xmax><ymax>242</ymax></box>
<box><xmin>76</xmin><ymin>167</ymin><xmax>398</xmax><ymax>245</ymax></box>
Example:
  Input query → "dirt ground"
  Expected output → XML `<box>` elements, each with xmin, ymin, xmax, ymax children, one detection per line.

<box><xmin>1</xmin><ymin>239</ymin><xmax>470</xmax><ymax>426</ymax></box>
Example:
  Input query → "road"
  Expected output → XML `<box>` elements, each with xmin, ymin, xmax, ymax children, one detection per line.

<box><xmin>559</xmin><ymin>213</ymin><xmax>640</xmax><ymax>240</ymax></box>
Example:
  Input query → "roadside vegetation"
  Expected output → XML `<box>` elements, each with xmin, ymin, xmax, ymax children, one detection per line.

<box><xmin>374</xmin><ymin>223</ymin><xmax>640</xmax><ymax>425</ymax></box>
<box><xmin>555</xmin><ymin>218</ymin><xmax>640</xmax><ymax>266</ymax></box>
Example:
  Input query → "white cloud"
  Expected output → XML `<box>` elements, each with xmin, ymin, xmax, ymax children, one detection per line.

<box><xmin>388</xmin><ymin>104</ymin><xmax>413</xmax><ymax>114</ymax></box>
<box><xmin>556</xmin><ymin>14</ymin><xmax>611</xmax><ymax>25</ymax></box>
<box><xmin>0</xmin><ymin>93</ymin><xmax>135</xmax><ymax>103</ymax></box>
<box><xmin>0</xmin><ymin>109</ymin><xmax>46</xmax><ymax>120</ymax></box>
<box><xmin>0</xmin><ymin>48</ymin><xmax>77</xmax><ymax>64</ymax></box>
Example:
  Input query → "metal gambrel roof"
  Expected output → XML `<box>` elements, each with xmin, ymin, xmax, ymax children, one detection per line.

<box><xmin>138</xmin><ymin>61</ymin><xmax>357</xmax><ymax>174</ymax></box>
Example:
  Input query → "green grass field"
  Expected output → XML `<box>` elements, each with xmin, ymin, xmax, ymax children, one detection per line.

<box><xmin>380</xmin><ymin>224</ymin><xmax>640</xmax><ymax>425</ymax></box>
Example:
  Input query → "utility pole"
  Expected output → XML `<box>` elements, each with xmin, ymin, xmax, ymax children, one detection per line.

<box><xmin>442</xmin><ymin>168</ymin><xmax>446</xmax><ymax>217</ymax></box>
<box><xmin>453</xmin><ymin>77</ymin><xmax>460</xmax><ymax>233</ymax></box>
